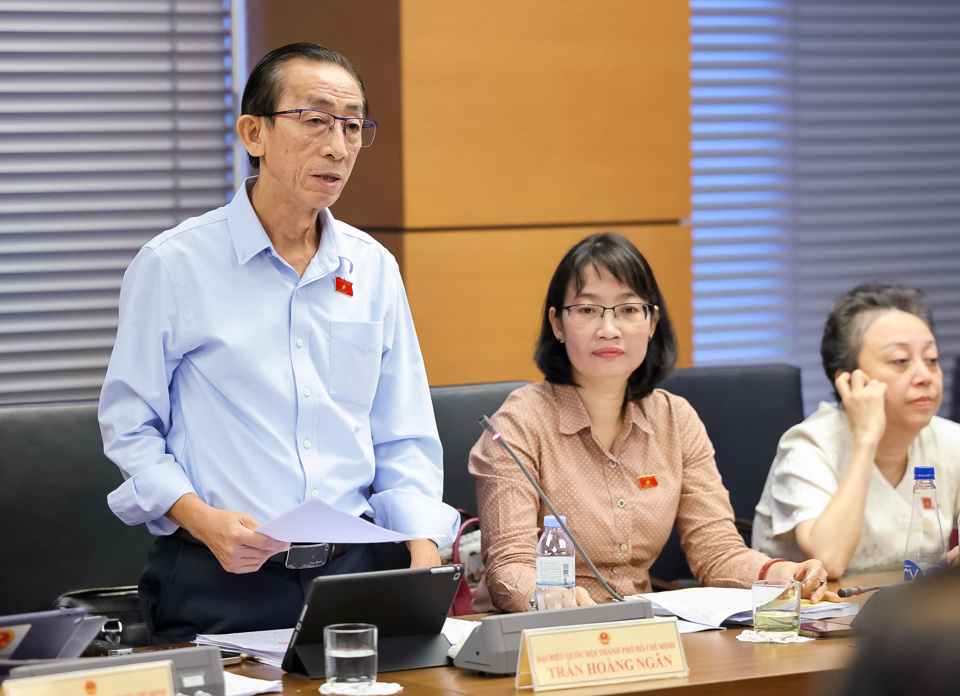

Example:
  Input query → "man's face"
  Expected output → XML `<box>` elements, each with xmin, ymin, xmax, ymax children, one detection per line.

<box><xmin>255</xmin><ymin>59</ymin><xmax>364</xmax><ymax>213</ymax></box>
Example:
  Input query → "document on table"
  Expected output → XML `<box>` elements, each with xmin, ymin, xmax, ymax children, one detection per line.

<box><xmin>631</xmin><ymin>588</ymin><xmax>858</xmax><ymax>629</ymax></box>
<box><xmin>255</xmin><ymin>499</ymin><xmax>420</xmax><ymax>543</ymax></box>
<box><xmin>195</xmin><ymin>628</ymin><xmax>292</xmax><ymax>667</ymax></box>
<box><xmin>223</xmin><ymin>670</ymin><xmax>282</xmax><ymax>696</ymax></box>
<box><xmin>442</xmin><ymin>617</ymin><xmax>480</xmax><ymax>646</ymax></box>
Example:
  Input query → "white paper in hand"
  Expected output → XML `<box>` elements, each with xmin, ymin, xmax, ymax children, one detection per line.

<box><xmin>255</xmin><ymin>499</ymin><xmax>420</xmax><ymax>543</ymax></box>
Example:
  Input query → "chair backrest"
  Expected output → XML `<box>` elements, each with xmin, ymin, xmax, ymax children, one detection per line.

<box><xmin>0</xmin><ymin>401</ymin><xmax>155</xmax><ymax>615</ymax></box>
<box><xmin>431</xmin><ymin>381</ymin><xmax>528</xmax><ymax>518</ymax></box>
<box><xmin>650</xmin><ymin>364</ymin><xmax>805</xmax><ymax>583</ymax></box>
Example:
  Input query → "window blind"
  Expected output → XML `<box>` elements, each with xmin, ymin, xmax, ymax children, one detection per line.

<box><xmin>0</xmin><ymin>0</ymin><xmax>234</xmax><ymax>404</ymax></box>
<box><xmin>691</xmin><ymin>0</ymin><xmax>960</xmax><ymax>417</ymax></box>
<box><xmin>689</xmin><ymin>0</ymin><xmax>796</xmax><ymax>366</ymax></box>
<box><xmin>791</xmin><ymin>0</ymin><xmax>960</xmax><ymax>413</ymax></box>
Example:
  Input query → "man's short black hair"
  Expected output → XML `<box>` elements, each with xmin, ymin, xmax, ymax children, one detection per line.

<box><xmin>534</xmin><ymin>232</ymin><xmax>678</xmax><ymax>402</ymax></box>
<box><xmin>820</xmin><ymin>282</ymin><xmax>936</xmax><ymax>402</ymax></box>
<box><xmin>240</xmin><ymin>42</ymin><xmax>368</xmax><ymax>169</ymax></box>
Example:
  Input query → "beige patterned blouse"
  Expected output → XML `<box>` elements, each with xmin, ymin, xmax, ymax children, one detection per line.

<box><xmin>469</xmin><ymin>381</ymin><xmax>769</xmax><ymax>613</ymax></box>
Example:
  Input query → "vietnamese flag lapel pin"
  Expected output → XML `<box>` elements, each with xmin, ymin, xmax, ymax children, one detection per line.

<box><xmin>638</xmin><ymin>474</ymin><xmax>658</xmax><ymax>489</ymax></box>
<box><xmin>335</xmin><ymin>276</ymin><xmax>353</xmax><ymax>297</ymax></box>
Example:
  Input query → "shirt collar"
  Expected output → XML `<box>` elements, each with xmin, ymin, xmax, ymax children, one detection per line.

<box><xmin>553</xmin><ymin>383</ymin><xmax>655</xmax><ymax>436</ymax></box>
<box><xmin>311</xmin><ymin>208</ymin><xmax>344</xmax><ymax>280</ymax></box>
<box><xmin>225</xmin><ymin>177</ymin><xmax>347</xmax><ymax>279</ymax></box>
<box><xmin>226</xmin><ymin>176</ymin><xmax>273</xmax><ymax>265</ymax></box>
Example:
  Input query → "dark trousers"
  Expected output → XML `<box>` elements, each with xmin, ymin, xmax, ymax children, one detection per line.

<box><xmin>140</xmin><ymin>534</ymin><xmax>406</xmax><ymax>645</ymax></box>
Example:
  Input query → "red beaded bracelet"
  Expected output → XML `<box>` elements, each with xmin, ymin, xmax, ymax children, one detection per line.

<box><xmin>758</xmin><ymin>557</ymin><xmax>787</xmax><ymax>580</ymax></box>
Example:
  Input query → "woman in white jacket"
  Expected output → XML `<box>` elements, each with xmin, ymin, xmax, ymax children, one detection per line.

<box><xmin>753</xmin><ymin>283</ymin><xmax>960</xmax><ymax>578</ymax></box>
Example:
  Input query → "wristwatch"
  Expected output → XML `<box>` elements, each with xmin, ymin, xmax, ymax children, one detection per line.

<box><xmin>529</xmin><ymin>595</ymin><xmax>537</xmax><ymax>611</ymax></box>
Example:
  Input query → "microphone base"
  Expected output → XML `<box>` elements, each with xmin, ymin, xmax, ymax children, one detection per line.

<box><xmin>453</xmin><ymin>599</ymin><xmax>655</xmax><ymax>675</ymax></box>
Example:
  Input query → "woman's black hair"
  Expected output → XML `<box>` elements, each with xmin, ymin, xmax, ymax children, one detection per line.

<box><xmin>534</xmin><ymin>232</ymin><xmax>678</xmax><ymax>402</ymax></box>
<box><xmin>821</xmin><ymin>282</ymin><xmax>936</xmax><ymax>401</ymax></box>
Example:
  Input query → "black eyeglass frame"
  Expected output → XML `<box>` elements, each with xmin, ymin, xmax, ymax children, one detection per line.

<box><xmin>561</xmin><ymin>302</ymin><xmax>657</xmax><ymax>322</ymax></box>
<box><xmin>264</xmin><ymin>108</ymin><xmax>378</xmax><ymax>147</ymax></box>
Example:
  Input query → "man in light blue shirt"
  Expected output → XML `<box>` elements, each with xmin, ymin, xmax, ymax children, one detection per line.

<box><xmin>99</xmin><ymin>43</ymin><xmax>459</xmax><ymax>643</ymax></box>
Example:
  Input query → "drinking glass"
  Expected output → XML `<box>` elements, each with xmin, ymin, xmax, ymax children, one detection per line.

<box><xmin>323</xmin><ymin>623</ymin><xmax>378</xmax><ymax>685</ymax></box>
<box><xmin>752</xmin><ymin>579</ymin><xmax>800</xmax><ymax>639</ymax></box>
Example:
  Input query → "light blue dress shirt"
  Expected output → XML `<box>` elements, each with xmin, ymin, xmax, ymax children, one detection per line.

<box><xmin>99</xmin><ymin>178</ymin><xmax>459</xmax><ymax>547</ymax></box>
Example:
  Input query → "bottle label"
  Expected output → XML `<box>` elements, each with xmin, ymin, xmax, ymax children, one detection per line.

<box><xmin>904</xmin><ymin>559</ymin><xmax>922</xmax><ymax>581</ymax></box>
<box><xmin>536</xmin><ymin>557</ymin><xmax>575</xmax><ymax>587</ymax></box>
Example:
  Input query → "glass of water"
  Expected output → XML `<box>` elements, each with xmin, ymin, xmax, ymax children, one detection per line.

<box><xmin>323</xmin><ymin>623</ymin><xmax>378</xmax><ymax>685</ymax></box>
<box><xmin>752</xmin><ymin>579</ymin><xmax>800</xmax><ymax>639</ymax></box>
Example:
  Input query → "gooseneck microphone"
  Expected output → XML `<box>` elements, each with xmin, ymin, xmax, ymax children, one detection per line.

<box><xmin>479</xmin><ymin>415</ymin><xmax>624</xmax><ymax>603</ymax></box>
<box><xmin>836</xmin><ymin>584</ymin><xmax>887</xmax><ymax>598</ymax></box>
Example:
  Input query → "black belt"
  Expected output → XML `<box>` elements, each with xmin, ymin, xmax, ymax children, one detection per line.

<box><xmin>173</xmin><ymin>528</ymin><xmax>350</xmax><ymax>570</ymax></box>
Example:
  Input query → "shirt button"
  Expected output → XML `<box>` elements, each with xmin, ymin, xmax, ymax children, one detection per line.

<box><xmin>609</xmin><ymin>460</ymin><xmax>617</xmax><ymax>468</ymax></box>
<box><xmin>303</xmin><ymin>439</ymin><xmax>311</xmax><ymax>449</ymax></box>
<box><xmin>612</xmin><ymin>567</ymin><xmax>620</xmax><ymax>574</ymax></box>
<box><xmin>296</xmin><ymin>289</ymin><xmax>302</xmax><ymax>296</ymax></box>
<box><xmin>303</xmin><ymin>388</ymin><xmax>311</xmax><ymax>397</ymax></box>
<box><xmin>311</xmin><ymin>489</ymin><xmax>319</xmax><ymax>498</ymax></box>
<box><xmin>620</xmin><ymin>543</ymin><xmax>628</xmax><ymax>551</ymax></box>
<box><xmin>617</xmin><ymin>499</ymin><xmax>626</xmax><ymax>508</ymax></box>
<box><xmin>296</xmin><ymin>339</ymin><xmax>304</xmax><ymax>348</ymax></box>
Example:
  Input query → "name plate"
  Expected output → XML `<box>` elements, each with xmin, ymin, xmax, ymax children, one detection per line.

<box><xmin>1</xmin><ymin>660</ymin><xmax>176</xmax><ymax>696</ymax></box>
<box><xmin>515</xmin><ymin>617</ymin><xmax>688</xmax><ymax>691</ymax></box>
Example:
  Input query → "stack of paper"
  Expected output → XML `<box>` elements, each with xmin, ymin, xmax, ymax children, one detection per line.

<box><xmin>194</xmin><ymin>628</ymin><xmax>293</xmax><ymax>668</ymax></box>
<box><xmin>632</xmin><ymin>588</ymin><xmax>858</xmax><ymax>629</ymax></box>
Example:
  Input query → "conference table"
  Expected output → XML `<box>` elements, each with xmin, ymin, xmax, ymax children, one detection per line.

<box><xmin>230</xmin><ymin>571</ymin><xmax>897</xmax><ymax>696</ymax></box>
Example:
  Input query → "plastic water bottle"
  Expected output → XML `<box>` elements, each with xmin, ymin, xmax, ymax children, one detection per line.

<box><xmin>534</xmin><ymin>515</ymin><xmax>576</xmax><ymax>610</ymax></box>
<box><xmin>903</xmin><ymin>466</ymin><xmax>947</xmax><ymax>581</ymax></box>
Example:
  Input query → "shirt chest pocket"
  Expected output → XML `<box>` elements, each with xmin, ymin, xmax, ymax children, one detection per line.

<box><xmin>329</xmin><ymin>321</ymin><xmax>384</xmax><ymax>406</ymax></box>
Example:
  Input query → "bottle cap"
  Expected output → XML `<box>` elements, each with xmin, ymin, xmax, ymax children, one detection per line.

<box><xmin>914</xmin><ymin>466</ymin><xmax>935</xmax><ymax>480</ymax></box>
<box><xmin>543</xmin><ymin>515</ymin><xmax>567</xmax><ymax>527</ymax></box>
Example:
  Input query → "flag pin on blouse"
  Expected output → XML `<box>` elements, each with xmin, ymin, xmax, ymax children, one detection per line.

<box><xmin>335</xmin><ymin>277</ymin><xmax>353</xmax><ymax>297</ymax></box>
<box><xmin>638</xmin><ymin>475</ymin><xmax>658</xmax><ymax>489</ymax></box>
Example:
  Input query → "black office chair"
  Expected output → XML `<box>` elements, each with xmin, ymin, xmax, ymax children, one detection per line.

<box><xmin>0</xmin><ymin>401</ymin><xmax>154</xmax><ymax>618</ymax></box>
<box><xmin>430</xmin><ymin>381</ymin><xmax>528</xmax><ymax>519</ymax></box>
<box><xmin>649</xmin><ymin>364</ymin><xmax>805</xmax><ymax>587</ymax></box>
<box><xmin>430</xmin><ymin>381</ymin><xmax>527</xmax><ymax>613</ymax></box>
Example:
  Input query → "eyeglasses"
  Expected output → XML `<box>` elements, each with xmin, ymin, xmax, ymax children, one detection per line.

<box><xmin>266</xmin><ymin>108</ymin><xmax>377</xmax><ymax>148</ymax></box>
<box><xmin>562</xmin><ymin>303</ymin><xmax>657</xmax><ymax>327</ymax></box>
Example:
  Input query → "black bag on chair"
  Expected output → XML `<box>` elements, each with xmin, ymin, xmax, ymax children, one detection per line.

<box><xmin>52</xmin><ymin>586</ymin><xmax>148</xmax><ymax>648</ymax></box>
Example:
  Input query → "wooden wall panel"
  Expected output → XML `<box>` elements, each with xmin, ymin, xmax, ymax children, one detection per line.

<box><xmin>245</xmin><ymin>0</ymin><xmax>405</xmax><ymax>230</ymax></box>
<box><xmin>403</xmin><ymin>225</ymin><xmax>692</xmax><ymax>386</ymax></box>
<box><xmin>399</xmin><ymin>0</ymin><xmax>690</xmax><ymax>229</ymax></box>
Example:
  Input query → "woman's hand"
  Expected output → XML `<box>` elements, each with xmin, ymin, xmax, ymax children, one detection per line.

<box><xmin>835</xmin><ymin>369</ymin><xmax>887</xmax><ymax>447</ymax></box>
<box><xmin>522</xmin><ymin>586</ymin><xmax>595</xmax><ymax>611</ymax></box>
<box><xmin>575</xmin><ymin>586</ymin><xmax>596</xmax><ymax>606</ymax></box>
<box><xmin>766</xmin><ymin>559</ymin><xmax>841</xmax><ymax>603</ymax></box>
<box><xmin>946</xmin><ymin>546</ymin><xmax>960</xmax><ymax>567</ymax></box>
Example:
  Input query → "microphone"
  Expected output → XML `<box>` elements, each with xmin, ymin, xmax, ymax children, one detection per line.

<box><xmin>837</xmin><ymin>584</ymin><xmax>891</xmax><ymax>598</ymax></box>
<box><xmin>478</xmin><ymin>415</ymin><xmax>624</xmax><ymax>603</ymax></box>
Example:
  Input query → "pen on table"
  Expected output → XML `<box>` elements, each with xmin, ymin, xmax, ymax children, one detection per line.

<box><xmin>837</xmin><ymin>585</ymin><xmax>881</xmax><ymax>598</ymax></box>
<box><xmin>221</xmin><ymin>653</ymin><xmax>260</xmax><ymax>666</ymax></box>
